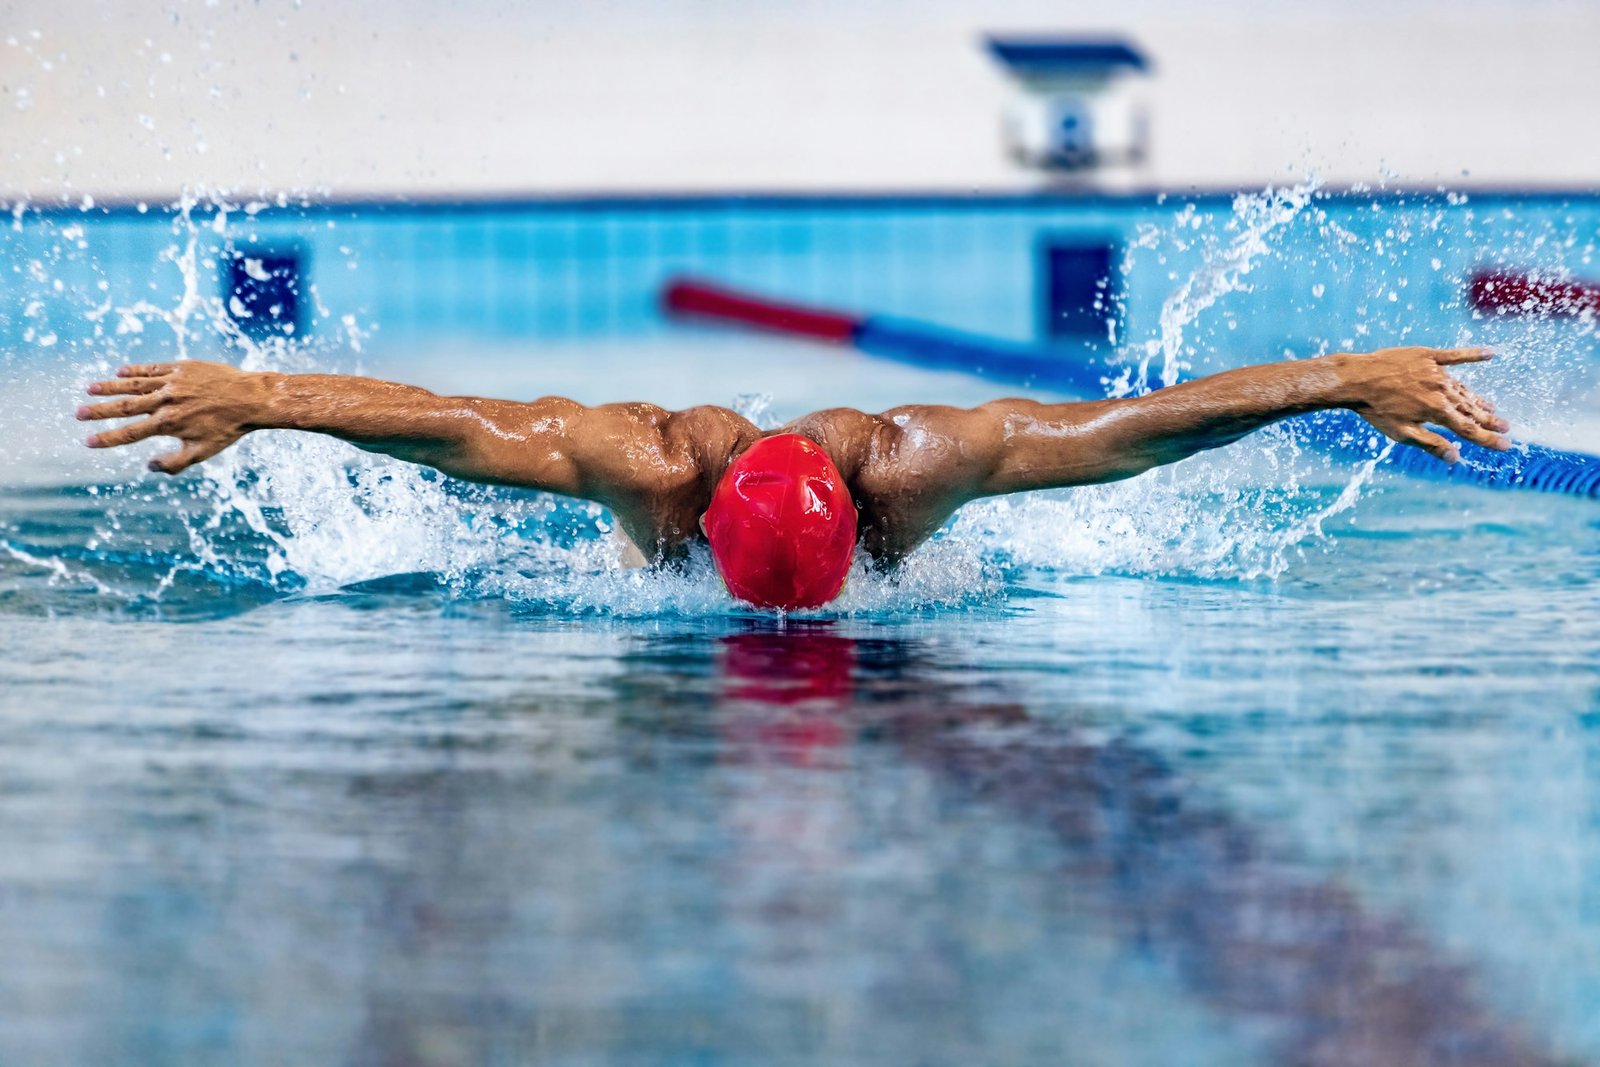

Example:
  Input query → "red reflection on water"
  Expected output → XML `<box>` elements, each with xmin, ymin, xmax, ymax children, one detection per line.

<box><xmin>716</xmin><ymin>631</ymin><xmax>854</xmax><ymax>762</ymax></box>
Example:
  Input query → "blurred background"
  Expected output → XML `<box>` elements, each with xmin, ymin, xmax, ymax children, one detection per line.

<box><xmin>6</xmin><ymin>0</ymin><xmax>1600</xmax><ymax>199</ymax></box>
<box><xmin>5</xmin><ymin>0</ymin><xmax>1599</xmax><ymax>458</ymax></box>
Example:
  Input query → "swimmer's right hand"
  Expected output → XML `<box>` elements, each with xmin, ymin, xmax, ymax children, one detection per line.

<box><xmin>78</xmin><ymin>360</ymin><xmax>267</xmax><ymax>474</ymax></box>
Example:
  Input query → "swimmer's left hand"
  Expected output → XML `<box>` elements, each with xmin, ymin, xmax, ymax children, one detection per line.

<box><xmin>78</xmin><ymin>360</ymin><xmax>268</xmax><ymax>473</ymax></box>
<box><xmin>1331</xmin><ymin>346</ymin><xmax>1512</xmax><ymax>464</ymax></box>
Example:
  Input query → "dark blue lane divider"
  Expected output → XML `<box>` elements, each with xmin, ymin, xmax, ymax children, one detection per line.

<box><xmin>855</xmin><ymin>317</ymin><xmax>1600</xmax><ymax>500</ymax></box>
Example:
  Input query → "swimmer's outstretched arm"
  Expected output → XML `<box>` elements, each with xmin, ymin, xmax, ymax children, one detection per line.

<box><xmin>958</xmin><ymin>346</ymin><xmax>1511</xmax><ymax>495</ymax></box>
<box><xmin>75</xmin><ymin>361</ymin><xmax>716</xmax><ymax>508</ymax></box>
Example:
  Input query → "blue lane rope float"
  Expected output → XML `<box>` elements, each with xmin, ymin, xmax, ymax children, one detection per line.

<box><xmin>1306</xmin><ymin>409</ymin><xmax>1600</xmax><ymax>497</ymax></box>
<box><xmin>664</xmin><ymin>278</ymin><xmax>1600</xmax><ymax>502</ymax></box>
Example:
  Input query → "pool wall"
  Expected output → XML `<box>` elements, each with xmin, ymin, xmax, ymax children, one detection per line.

<box><xmin>3</xmin><ymin>190</ymin><xmax>1597</xmax><ymax>369</ymax></box>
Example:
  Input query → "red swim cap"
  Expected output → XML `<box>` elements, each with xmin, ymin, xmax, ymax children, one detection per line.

<box><xmin>704</xmin><ymin>434</ymin><xmax>858</xmax><ymax>610</ymax></box>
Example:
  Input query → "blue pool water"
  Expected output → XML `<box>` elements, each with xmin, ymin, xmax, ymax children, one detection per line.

<box><xmin>2</xmin><ymin>188</ymin><xmax>1600</xmax><ymax>1064</ymax></box>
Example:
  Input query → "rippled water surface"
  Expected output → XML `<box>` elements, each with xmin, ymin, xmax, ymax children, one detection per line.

<box><xmin>3</xmin><ymin>431</ymin><xmax>1599</xmax><ymax>1065</ymax></box>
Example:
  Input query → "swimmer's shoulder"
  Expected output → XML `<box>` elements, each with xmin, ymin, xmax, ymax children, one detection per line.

<box><xmin>777</xmin><ymin>407</ymin><xmax>887</xmax><ymax>480</ymax></box>
<box><xmin>660</xmin><ymin>405</ymin><xmax>763</xmax><ymax>484</ymax></box>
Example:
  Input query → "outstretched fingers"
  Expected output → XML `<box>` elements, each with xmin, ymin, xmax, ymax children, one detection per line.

<box><xmin>75</xmin><ymin>360</ymin><xmax>240</xmax><ymax>474</ymax></box>
<box><xmin>1441</xmin><ymin>410</ymin><xmax>1510</xmax><ymax>451</ymax></box>
<box><xmin>76</xmin><ymin>394</ymin><xmax>164</xmax><ymax>422</ymax></box>
<box><xmin>87</xmin><ymin>375</ymin><xmax>166</xmax><ymax>396</ymax></box>
<box><xmin>1445</xmin><ymin>379</ymin><xmax>1509</xmax><ymax>426</ymax></box>
<box><xmin>147</xmin><ymin>439</ymin><xmax>227</xmax><ymax>475</ymax></box>
<box><xmin>1432</xmin><ymin>346</ymin><xmax>1494</xmax><ymax>366</ymax></box>
<box><xmin>1400</xmin><ymin>409</ymin><xmax>1507</xmax><ymax>462</ymax></box>
<box><xmin>1403</xmin><ymin>425</ymin><xmax>1462</xmax><ymax>464</ymax></box>
<box><xmin>85</xmin><ymin>416</ymin><xmax>166</xmax><ymax>449</ymax></box>
<box><xmin>1446</xmin><ymin>381</ymin><xmax>1496</xmax><ymax>417</ymax></box>
<box><xmin>1454</xmin><ymin>398</ymin><xmax>1507</xmax><ymax>432</ymax></box>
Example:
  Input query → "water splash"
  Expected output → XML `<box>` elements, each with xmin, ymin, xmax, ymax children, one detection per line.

<box><xmin>732</xmin><ymin>393</ymin><xmax>782</xmax><ymax>430</ymax></box>
<box><xmin>464</xmin><ymin>536</ymin><xmax>1003</xmax><ymax>620</ymax></box>
<box><xmin>951</xmin><ymin>433</ymin><xmax>1392</xmax><ymax>582</ymax></box>
<box><xmin>6</xmin><ymin>186</ymin><xmax>1596</xmax><ymax>618</ymax></box>
<box><xmin>1042</xmin><ymin>179</ymin><xmax>1398</xmax><ymax>580</ymax></box>
<box><xmin>1117</xmin><ymin>181</ymin><xmax>1322</xmax><ymax>395</ymax></box>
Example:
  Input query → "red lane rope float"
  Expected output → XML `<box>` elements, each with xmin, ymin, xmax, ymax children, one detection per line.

<box><xmin>1469</xmin><ymin>271</ymin><xmax>1600</xmax><ymax>317</ymax></box>
<box><xmin>663</xmin><ymin>278</ymin><xmax>860</xmax><ymax>343</ymax></box>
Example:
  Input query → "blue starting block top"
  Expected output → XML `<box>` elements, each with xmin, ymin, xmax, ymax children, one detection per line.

<box><xmin>984</xmin><ymin>37</ymin><xmax>1150</xmax><ymax>76</ymax></box>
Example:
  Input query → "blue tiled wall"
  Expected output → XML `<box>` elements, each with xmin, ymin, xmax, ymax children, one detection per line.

<box><xmin>2</xmin><ymin>192</ymin><xmax>1596</xmax><ymax>369</ymax></box>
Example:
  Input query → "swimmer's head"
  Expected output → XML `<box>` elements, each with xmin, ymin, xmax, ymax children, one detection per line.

<box><xmin>702</xmin><ymin>434</ymin><xmax>858</xmax><ymax>611</ymax></box>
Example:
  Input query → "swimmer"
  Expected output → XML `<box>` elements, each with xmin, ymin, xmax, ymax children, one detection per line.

<box><xmin>76</xmin><ymin>346</ymin><xmax>1509</xmax><ymax>609</ymax></box>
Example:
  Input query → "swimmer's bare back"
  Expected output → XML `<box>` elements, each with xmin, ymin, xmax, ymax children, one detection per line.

<box><xmin>77</xmin><ymin>346</ymin><xmax>1509</xmax><ymax>565</ymax></box>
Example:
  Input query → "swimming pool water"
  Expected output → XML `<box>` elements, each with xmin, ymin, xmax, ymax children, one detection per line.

<box><xmin>2</xmin><ymin>190</ymin><xmax>1600</xmax><ymax>1065</ymax></box>
<box><xmin>2</xmin><ymin>470</ymin><xmax>1598</xmax><ymax>1065</ymax></box>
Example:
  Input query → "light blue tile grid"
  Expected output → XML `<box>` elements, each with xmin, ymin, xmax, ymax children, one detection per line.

<box><xmin>4</xmin><ymin>196</ymin><xmax>1597</xmax><ymax>369</ymax></box>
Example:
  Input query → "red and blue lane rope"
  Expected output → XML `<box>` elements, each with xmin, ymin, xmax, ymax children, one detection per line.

<box><xmin>663</xmin><ymin>278</ymin><xmax>1600</xmax><ymax>500</ymax></box>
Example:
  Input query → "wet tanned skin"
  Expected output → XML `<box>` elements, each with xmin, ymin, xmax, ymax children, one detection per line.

<box><xmin>77</xmin><ymin>347</ymin><xmax>1510</xmax><ymax>565</ymax></box>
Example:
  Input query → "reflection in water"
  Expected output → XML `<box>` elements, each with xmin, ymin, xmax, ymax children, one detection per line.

<box><xmin>719</xmin><ymin>631</ymin><xmax>855</xmax><ymax>760</ymax></box>
<box><xmin>0</xmin><ymin>616</ymin><xmax>1576</xmax><ymax>1066</ymax></box>
<box><xmin>714</xmin><ymin>627</ymin><xmax>1557</xmax><ymax>1067</ymax></box>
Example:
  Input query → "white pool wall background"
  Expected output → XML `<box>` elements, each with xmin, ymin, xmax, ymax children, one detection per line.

<box><xmin>4</xmin><ymin>0</ymin><xmax>1600</xmax><ymax>201</ymax></box>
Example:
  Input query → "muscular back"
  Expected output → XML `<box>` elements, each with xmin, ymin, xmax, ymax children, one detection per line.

<box><xmin>622</xmin><ymin>402</ymin><xmax>1009</xmax><ymax>564</ymax></box>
